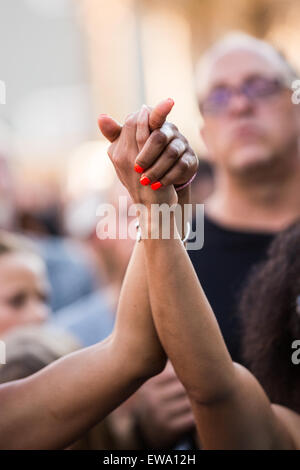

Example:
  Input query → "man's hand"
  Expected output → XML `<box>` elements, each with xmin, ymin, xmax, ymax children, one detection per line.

<box><xmin>133</xmin><ymin>362</ymin><xmax>196</xmax><ymax>449</ymax></box>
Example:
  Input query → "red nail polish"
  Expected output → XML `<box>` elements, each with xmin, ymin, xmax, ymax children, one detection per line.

<box><xmin>151</xmin><ymin>182</ymin><xmax>162</xmax><ymax>190</ymax></box>
<box><xmin>134</xmin><ymin>164</ymin><xmax>144</xmax><ymax>174</ymax></box>
<box><xmin>140</xmin><ymin>175</ymin><xmax>150</xmax><ymax>186</ymax></box>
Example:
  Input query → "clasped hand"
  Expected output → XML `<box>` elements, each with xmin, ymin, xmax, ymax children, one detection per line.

<box><xmin>98</xmin><ymin>99</ymin><xmax>198</xmax><ymax>206</ymax></box>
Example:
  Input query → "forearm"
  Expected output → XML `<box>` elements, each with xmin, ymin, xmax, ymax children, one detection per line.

<box><xmin>113</xmin><ymin>240</ymin><xmax>166</xmax><ymax>378</ymax></box>
<box><xmin>0</xmin><ymin>337</ymin><xmax>144</xmax><ymax>449</ymax></box>
<box><xmin>0</xmin><ymin>241</ymin><xmax>165</xmax><ymax>450</ymax></box>
<box><xmin>142</xmin><ymin>210</ymin><xmax>237</xmax><ymax>404</ymax></box>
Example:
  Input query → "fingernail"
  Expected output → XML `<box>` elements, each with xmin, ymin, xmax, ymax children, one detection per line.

<box><xmin>151</xmin><ymin>181</ymin><xmax>162</xmax><ymax>190</ymax></box>
<box><xmin>134</xmin><ymin>164</ymin><xmax>144</xmax><ymax>174</ymax></box>
<box><xmin>140</xmin><ymin>175</ymin><xmax>150</xmax><ymax>186</ymax></box>
<box><xmin>99</xmin><ymin>113</ymin><xmax>108</xmax><ymax>118</ymax></box>
<box><xmin>167</xmin><ymin>98</ymin><xmax>174</xmax><ymax>106</ymax></box>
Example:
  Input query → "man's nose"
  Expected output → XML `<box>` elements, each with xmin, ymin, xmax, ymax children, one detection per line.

<box><xmin>27</xmin><ymin>302</ymin><xmax>49</xmax><ymax>325</ymax></box>
<box><xmin>227</xmin><ymin>92</ymin><xmax>253</xmax><ymax>116</ymax></box>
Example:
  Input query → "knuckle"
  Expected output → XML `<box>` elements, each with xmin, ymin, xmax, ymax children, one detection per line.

<box><xmin>137</xmin><ymin>125</ymin><xmax>148</xmax><ymax>138</ymax></box>
<box><xmin>170</xmin><ymin>122</ymin><xmax>178</xmax><ymax>132</ymax></box>
<box><xmin>177</xmin><ymin>138</ymin><xmax>187</xmax><ymax>153</ymax></box>
<box><xmin>160</xmin><ymin>175</ymin><xmax>170</xmax><ymax>186</ymax></box>
<box><xmin>167</xmin><ymin>143</ymin><xmax>180</xmax><ymax>160</ymax></box>
<box><xmin>178</xmin><ymin>157</ymin><xmax>190</xmax><ymax>172</ymax></box>
<box><xmin>137</xmin><ymin>110</ymin><xmax>148</xmax><ymax>125</ymax></box>
<box><xmin>136</xmin><ymin>133</ymin><xmax>146</xmax><ymax>145</ymax></box>
<box><xmin>161</xmin><ymin>123</ymin><xmax>175</xmax><ymax>140</ymax></box>
<box><xmin>136</xmin><ymin>117</ymin><xmax>145</xmax><ymax>129</ymax></box>
<box><xmin>147</xmin><ymin>170</ymin><xmax>158</xmax><ymax>182</ymax></box>
<box><xmin>125</xmin><ymin>112</ymin><xmax>137</xmax><ymax>127</ymax></box>
<box><xmin>180</xmin><ymin>134</ymin><xmax>189</xmax><ymax>145</ymax></box>
<box><xmin>152</xmin><ymin>129</ymin><xmax>168</xmax><ymax>147</ymax></box>
<box><xmin>188</xmin><ymin>151</ymin><xmax>199</xmax><ymax>171</ymax></box>
<box><xmin>193</xmin><ymin>157</ymin><xmax>199</xmax><ymax>173</ymax></box>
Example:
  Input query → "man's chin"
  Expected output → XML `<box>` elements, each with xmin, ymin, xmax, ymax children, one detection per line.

<box><xmin>229</xmin><ymin>147</ymin><xmax>274</xmax><ymax>174</ymax></box>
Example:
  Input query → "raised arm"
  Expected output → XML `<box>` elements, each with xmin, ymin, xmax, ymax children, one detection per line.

<box><xmin>142</xmin><ymin>218</ymin><xmax>295</xmax><ymax>449</ymax></box>
<box><xmin>0</xmin><ymin>103</ymin><xmax>170</xmax><ymax>450</ymax></box>
<box><xmin>0</xmin><ymin>100</ymin><xmax>197</xmax><ymax>450</ymax></box>
<box><xmin>0</xmin><ymin>210</ymin><xmax>166</xmax><ymax>450</ymax></box>
<box><xmin>109</xmin><ymin>107</ymin><xmax>296</xmax><ymax>450</ymax></box>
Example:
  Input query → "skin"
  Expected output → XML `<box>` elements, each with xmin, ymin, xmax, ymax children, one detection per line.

<box><xmin>0</xmin><ymin>238</ymin><xmax>166</xmax><ymax>449</ymax></box>
<box><xmin>97</xmin><ymin>48</ymin><xmax>300</xmax><ymax>448</ymax></box>
<box><xmin>108</xmin><ymin>107</ymin><xmax>300</xmax><ymax>450</ymax></box>
<box><xmin>0</xmin><ymin>252</ymin><xmax>50</xmax><ymax>335</ymax></box>
<box><xmin>133</xmin><ymin>362</ymin><xmax>196</xmax><ymax>448</ymax></box>
<box><xmin>104</xmin><ymin>47</ymin><xmax>300</xmax><ymax>449</ymax></box>
<box><xmin>99</xmin><ymin>100</ymin><xmax>199</xmax><ymax>449</ymax></box>
<box><xmin>109</xmin><ymin>52</ymin><xmax>300</xmax><ymax>449</ymax></box>
<box><xmin>200</xmin><ymin>49</ymin><xmax>300</xmax><ymax>231</ymax></box>
<box><xmin>142</xmin><ymin>229</ymin><xmax>300</xmax><ymax>449</ymax></box>
<box><xmin>0</xmin><ymin>101</ymin><xmax>197</xmax><ymax>450</ymax></box>
<box><xmin>131</xmin><ymin>160</ymin><xmax>196</xmax><ymax>449</ymax></box>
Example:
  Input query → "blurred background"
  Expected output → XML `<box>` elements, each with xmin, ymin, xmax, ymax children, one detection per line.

<box><xmin>1</xmin><ymin>0</ymin><xmax>300</xmax><ymax>232</ymax></box>
<box><xmin>0</xmin><ymin>0</ymin><xmax>300</xmax><ymax>450</ymax></box>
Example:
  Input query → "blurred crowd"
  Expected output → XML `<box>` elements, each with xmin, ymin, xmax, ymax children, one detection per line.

<box><xmin>0</xmin><ymin>29</ymin><xmax>300</xmax><ymax>449</ymax></box>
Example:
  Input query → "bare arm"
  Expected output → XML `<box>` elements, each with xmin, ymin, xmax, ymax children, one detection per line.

<box><xmin>0</xmin><ymin>98</ymin><xmax>197</xmax><ymax>450</ymax></box>
<box><xmin>0</xmin><ymin>103</ymin><xmax>175</xmax><ymax>451</ymax></box>
<box><xmin>0</xmin><ymin>237</ymin><xmax>166</xmax><ymax>450</ymax></box>
<box><xmin>99</xmin><ymin>98</ymin><xmax>296</xmax><ymax>449</ymax></box>
<box><xmin>97</xmin><ymin>100</ymin><xmax>200</xmax><ymax>449</ymax></box>
<box><xmin>141</xmin><ymin>211</ymin><xmax>295</xmax><ymax>449</ymax></box>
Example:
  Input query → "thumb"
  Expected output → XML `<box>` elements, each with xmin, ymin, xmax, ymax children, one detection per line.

<box><xmin>149</xmin><ymin>98</ymin><xmax>174</xmax><ymax>131</ymax></box>
<box><xmin>98</xmin><ymin>114</ymin><xmax>122</xmax><ymax>142</ymax></box>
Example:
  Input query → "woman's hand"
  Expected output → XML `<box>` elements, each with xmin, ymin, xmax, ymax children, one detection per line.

<box><xmin>98</xmin><ymin>99</ymin><xmax>198</xmax><ymax>207</ymax></box>
<box><xmin>135</xmin><ymin>107</ymin><xmax>198</xmax><ymax>189</ymax></box>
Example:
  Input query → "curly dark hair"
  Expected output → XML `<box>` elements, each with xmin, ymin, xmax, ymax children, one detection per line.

<box><xmin>240</xmin><ymin>220</ymin><xmax>300</xmax><ymax>413</ymax></box>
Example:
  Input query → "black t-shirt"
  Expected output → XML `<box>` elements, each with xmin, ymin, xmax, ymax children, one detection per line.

<box><xmin>188</xmin><ymin>215</ymin><xmax>275</xmax><ymax>364</ymax></box>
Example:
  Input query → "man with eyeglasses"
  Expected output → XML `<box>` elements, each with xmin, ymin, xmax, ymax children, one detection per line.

<box><xmin>189</xmin><ymin>32</ymin><xmax>300</xmax><ymax>362</ymax></box>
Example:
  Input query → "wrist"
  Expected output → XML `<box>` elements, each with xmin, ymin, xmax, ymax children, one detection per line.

<box><xmin>174</xmin><ymin>173</ymin><xmax>196</xmax><ymax>192</ymax></box>
<box><xmin>132</xmin><ymin>185</ymin><xmax>178</xmax><ymax>207</ymax></box>
<box><xmin>177</xmin><ymin>185</ymin><xmax>190</xmax><ymax>204</ymax></box>
<box><xmin>137</xmin><ymin>208</ymin><xmax>179</xmax><ymax>241</ymax></box>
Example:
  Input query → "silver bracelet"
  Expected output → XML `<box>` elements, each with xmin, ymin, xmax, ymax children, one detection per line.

<box><xmin>135</xmin><ymin>219</ymin><xmax>142</xmax><ymax>242</ymax></box>
<box><xmin>182</xmin><ymin>221</ymin><xmax>191</xmax><ymax>244</ymax></box>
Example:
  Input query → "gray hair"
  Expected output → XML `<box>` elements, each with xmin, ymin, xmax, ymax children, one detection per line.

<box><xmin>195</xmin><ymin>31</ymin><xmax>299</xmax><ymax>99</ymax></box>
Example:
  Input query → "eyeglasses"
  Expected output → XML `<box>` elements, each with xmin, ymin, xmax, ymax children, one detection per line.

<box><xmin>199</xmin><ymin>76</ymin><xmax>285</xmax><ymax>116</ymax></box>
